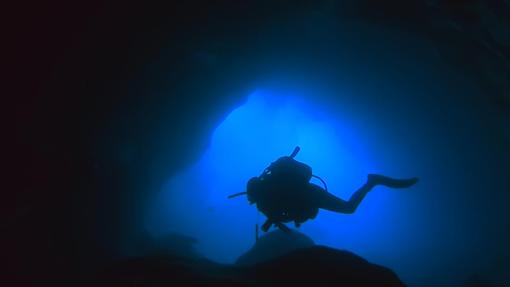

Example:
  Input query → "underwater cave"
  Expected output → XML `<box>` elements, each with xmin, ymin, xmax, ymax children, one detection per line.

<box><xmin>6</xmin><ymin>1</ymin><xmax>510</xmax><ymax>287</ymax></box>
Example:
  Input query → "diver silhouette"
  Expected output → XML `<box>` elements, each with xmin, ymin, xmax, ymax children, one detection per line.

<box><xmin>229</xmin><ymin>146</ymin><xmax>418</xmax><ymax>232</ymax></box>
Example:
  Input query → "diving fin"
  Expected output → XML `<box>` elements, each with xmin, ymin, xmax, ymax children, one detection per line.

<box><xmin>368</xmin><ymin>174</ymin><xmax>419</xmax><ymax>188</ymax></box>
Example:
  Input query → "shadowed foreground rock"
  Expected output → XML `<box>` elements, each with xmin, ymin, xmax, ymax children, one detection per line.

<box><xmin>246</xmin><ymin>246</ymin><xmax>405</xmax><ymax>287</ymax></box>
<box><xmin>88</xmin><ymin>246</ymin><xmax>405</xmax><ymax>287</ymax></box>
<box><xmin>236</xmin><ymin>229</ymin><xmax>315</xmax><ymax>266</ymax></box>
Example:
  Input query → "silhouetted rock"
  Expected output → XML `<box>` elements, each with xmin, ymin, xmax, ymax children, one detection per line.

<box><xmin>246</xmin><ymin>246</ymin><xmax>405</xmax><ymax>287</ymax></box>
<box><xmin>87</xmin><ymin>256</ymin><xmax>241</xmax><ymax>287</ymax></box>
<box><xmin>151</xmin><ymin>233</ymin><xmax>201</xmax><ymax>259</ymax></box>
<box><xmin>87</xmin><ymin>246</ymin><xmax>404</xmax><ymax>287</ymax></box>
<box><xmin>236</xmin><ymin>229</ymin><xmax>315</xmax><ymax>266</ymax></box>
<box><xmin>460</xmin><ymin>274</ymin><xmax>497</xmax><ymax>287</ymax></box>
<box><xmin>130</xmin><ymin>232</ymin><xmax>202</xmax><ymax>260</ymax></box>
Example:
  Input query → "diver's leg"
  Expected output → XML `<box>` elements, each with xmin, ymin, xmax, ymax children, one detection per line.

<box><xmin>313</xmin><ymin>175</ymin><xmax>418</xmax><ymax>214</ymax></box>
<box><xmin>311</xmin><ymin>183</ymin><xmax>372</xmax><ymax>214</ymax></box>
<box><xmin>261</xmin><ymin>219</ymin><xmax>273</xmax><ymax>232</ymax></box>
<box><xmin>261</xmin><ymin>219</ymin><xmax>291</xmax><ymax>232</ymax></box>
<box><xmin>274</xmin><ymin>222</ymin><xmax>291</xmax><ymax>233</ymax></box>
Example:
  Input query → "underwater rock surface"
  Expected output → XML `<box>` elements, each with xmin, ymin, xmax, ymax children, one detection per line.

<box><xmin>89</xmin><ymin>246</ymin><xmax>404</xmax><ymax>287</ymax></box>
<box><xmin>134</xmin><ymin>233</ymin><xmax>202</xmax><ymax>259</ymax></box>
<box><xmin>236</xmin><ymin>229</ymin><xmax>315</xmax><ymax>266</ymax></box>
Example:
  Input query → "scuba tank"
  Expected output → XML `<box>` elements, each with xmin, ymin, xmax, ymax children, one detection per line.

<box><xmin>260</xmin><ymin>146</ymin><xmax>312</xmax><ymax>184</ymax></box>
<box><xmin>228</xmin><ymin>146</ymin><xmax>328</xmax><ymax>201</ymax></box>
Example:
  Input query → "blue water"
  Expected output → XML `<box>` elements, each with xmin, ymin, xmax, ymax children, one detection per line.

<box><xmin>145</xmin><ymin>88</ymin><xmax>427</xmax><ymax>269</ymax></box>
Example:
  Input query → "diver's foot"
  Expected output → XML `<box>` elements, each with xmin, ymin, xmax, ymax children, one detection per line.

<box><xmin>367</xmin><ymin>174</ymin><xmax>419</xmax><ymax>189</ymax></box>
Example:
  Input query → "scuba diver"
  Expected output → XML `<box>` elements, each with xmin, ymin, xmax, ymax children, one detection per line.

<box><xmin>228</xmin><ymin>146</ymin><xmax>418</xmax><ymax>233</ymax></box>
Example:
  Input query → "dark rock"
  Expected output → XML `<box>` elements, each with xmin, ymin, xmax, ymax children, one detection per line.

<box><xmin>460</xmin><ymin>274</ymin><xmax>497</xmax><ymax>287</ymax></box>
<box><xmin>86</xmin><ymin>256</ymin><xmax>242</xmax><ymax>287</ymax></box>
<box><xmin>88</xmin><ymin>246</ymin><xmax>405</xmax><ymax>287</ymax></box>
<box><xmin>148</xmin><ymin>233</ymin><xmax>201</xmax><ymax>259</ymax></box>
<box><xmin>246</xmin><ymin>246</ymin><xmax>405</xmax><ymax>287</ymax></box>
<box><xmin>236</xmin><ymin>229</ymin><xmax>315</xmax><ymax>266</ymax></box>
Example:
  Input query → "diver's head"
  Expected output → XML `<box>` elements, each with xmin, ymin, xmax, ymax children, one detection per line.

<box><xmin>246</xmin><ymin>177</ymin><xmax>262</xmax><ymax>204</ymax></box>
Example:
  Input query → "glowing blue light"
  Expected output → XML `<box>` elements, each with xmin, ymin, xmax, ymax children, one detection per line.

<box><xmin>145</xmin><ymin>89</ymin><xmax>413</xmax><ymax>265</ymax></box>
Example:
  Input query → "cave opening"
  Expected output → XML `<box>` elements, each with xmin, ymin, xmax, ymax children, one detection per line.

<box><xmin>144</xmin><ymin>88</ymin><xmax>422</xmax><ymax>268</ymax></box>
